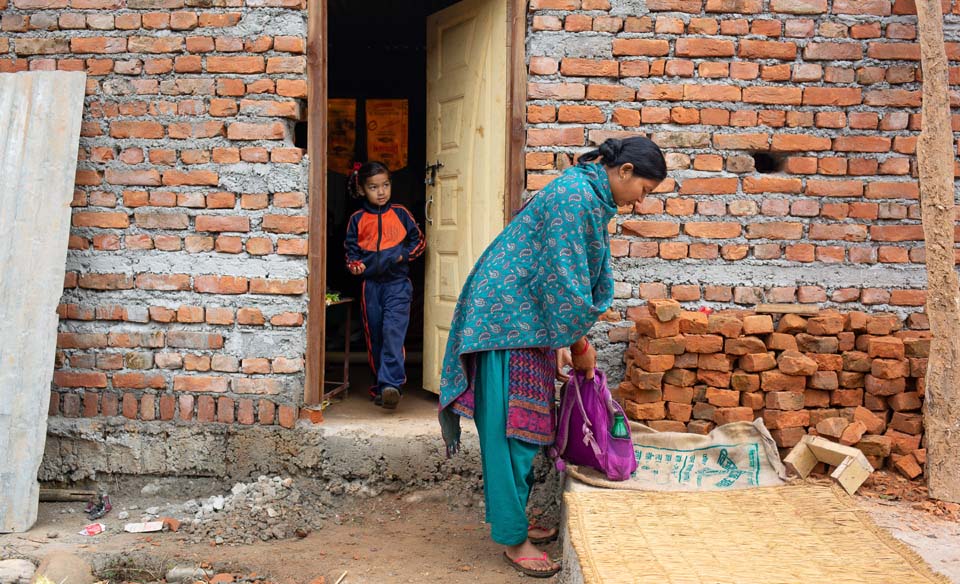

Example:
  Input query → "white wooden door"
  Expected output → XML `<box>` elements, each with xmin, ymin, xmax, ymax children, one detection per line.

<box><xmin>423</xmin><ymin>0</ymin><xmax>507</xmax><ymax>393</ymax></box>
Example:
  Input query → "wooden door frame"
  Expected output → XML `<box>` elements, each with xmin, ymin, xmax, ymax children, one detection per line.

<box><xmin>304</xmin><ymin>0</ymin><xmax>528</xmax><ymax>407</ymax></box>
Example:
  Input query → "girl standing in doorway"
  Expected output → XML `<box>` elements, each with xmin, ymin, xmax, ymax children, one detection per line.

<box><xmin>345</xmin><ymin>161</ymin><xmax>425</xmax><ymax>409</ymax></box>
<box><xmin>439</xmin><ymin>137</ymin><xmax>667</xmax><ymax>577</ymax></box>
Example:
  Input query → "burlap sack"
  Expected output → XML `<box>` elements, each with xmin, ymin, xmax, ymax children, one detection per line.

<box><xmin>565</xmin><ymin>419</ymin><xmax>788</xmax><ymax>491</ymax></box>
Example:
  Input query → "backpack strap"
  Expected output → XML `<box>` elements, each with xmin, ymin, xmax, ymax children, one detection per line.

<box><xmin>572</xmin><ymin>372</ymin><xmax>603</xmax><ymax>458</ymax></box>
<box><xmin>549</xmin><ymin>376</ymin><xmax>576</xmax><ymax>468</ymax></box>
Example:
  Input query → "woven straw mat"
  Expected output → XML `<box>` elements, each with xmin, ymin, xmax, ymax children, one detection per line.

<box><xmin>564</xmin><ymin>482</ymin><xmax>948</xmax><ymax>584</ymax></box>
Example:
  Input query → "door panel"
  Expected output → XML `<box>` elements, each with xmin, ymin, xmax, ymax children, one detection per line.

<box><xmin>423</xmin><ymin>0</ymin><xmax>506</xmax><ymax>393</ymax></box>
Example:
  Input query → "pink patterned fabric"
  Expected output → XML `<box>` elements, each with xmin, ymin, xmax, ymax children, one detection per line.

<box><xmin>451</xmin><ymin>348</ymin><xmax>556</xmax><ymax>446</ymax></box>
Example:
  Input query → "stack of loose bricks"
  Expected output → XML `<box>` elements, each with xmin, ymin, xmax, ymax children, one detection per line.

<box><xmin>621</xmin><ymin>299</ymin><xmax>928</xmax><ymax>480</ymax></box>
<box><xmin>1</xmin><ymin>0</ymin><xmax>310</xmax><ymax>426</ymax></box>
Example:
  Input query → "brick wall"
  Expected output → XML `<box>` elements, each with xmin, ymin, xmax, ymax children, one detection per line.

<box><xmin>620</xmin><ymin>299</ymin><xmax>928</xmax><ymax>479</ymax></box>
<box><xmin>1</xmin><ymin>0</ymin><xmax>310</xmax><ymax>426</ymax></box>
<box><xmin>523</xmin><ymin>0</ymin><xmax>960</xmax><ymax>379</ymax></box>
<box><xmin>6</xmin><ymin>0</ymin><xmax>960</xmax><ymax>429</ymax></box>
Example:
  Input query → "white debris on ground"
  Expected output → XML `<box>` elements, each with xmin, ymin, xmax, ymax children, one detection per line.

<box><xmin>130</xmin><ymin>476</ymin><xmax>326</xmax><ymax>545</ymax></box>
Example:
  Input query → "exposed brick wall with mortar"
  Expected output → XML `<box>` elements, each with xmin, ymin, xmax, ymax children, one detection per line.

<box><xmin>1</xmin><ymin>0</ymin><xmax>309</xmax><ymax>427</ymax></box>
<box><xmin>621</xmin><ymin>299</ymin><xmax>929</xmax><ymax>480</ymax></box>
<box><xmin>524</xmin><ymin>0</ymin><xmax>960</xmax><ymax>381</ymax></box>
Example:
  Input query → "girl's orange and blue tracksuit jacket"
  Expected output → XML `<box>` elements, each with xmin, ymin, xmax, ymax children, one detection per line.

<box><xmin>344</xmin><ymin>201</ymin><xmax>425</xmax><ymax>396</ymax></box>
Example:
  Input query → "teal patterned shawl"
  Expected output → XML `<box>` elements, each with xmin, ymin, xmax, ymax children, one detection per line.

<box><xmin>439</xmin><ymin>163</ymin><xmax>618</xmax><ymax>454</ymax></box>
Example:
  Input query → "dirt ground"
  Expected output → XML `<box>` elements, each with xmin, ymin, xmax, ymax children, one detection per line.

<box><xmin>2</xmin><ymin>473</ymin><xmax>958</xmax><ymax>584</ymax></box>
<box><xmin>1</xmin><ymin>486</ymin><xmax>559</xmax><ymax>584</ymax></box>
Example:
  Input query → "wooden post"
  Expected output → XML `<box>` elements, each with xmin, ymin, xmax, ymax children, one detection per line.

<box><xmin>304</xmin><ymin>0</ymin><xmax>328</xmax><ymax>409</ymax></box>
<box><xmin>504</xmin><ymin>0</ymin><xmax>528</xmax><ymax>221</ymax></box>
<box><xmin>916</xmin><ymin>0</ymin><xmax>960</xmax><ymax>503</ymax></box>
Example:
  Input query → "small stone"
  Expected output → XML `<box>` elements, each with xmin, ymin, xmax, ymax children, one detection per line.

<box><xmin>32</xmin><ymin>553</ymin><xmax>94</xmax><ymax>584</ymax></box>
<box><xmin>117</xmin><ymin>511</ymin><xmax>130</xmax><ymax>520</ymax></box>
<box><xmin>145</xmin><ymin>506</ymin><xmax>160</xmax><ymax>515</ymax></box>
<box><xmin>165</xmin><ymin>567</ymin><xmax>213</xmax><ymax>583</ymax></box>
<box><xmin>0</xmin><ymin>559</ymin><xmax>36</xmax><ymax>584</ymax></box>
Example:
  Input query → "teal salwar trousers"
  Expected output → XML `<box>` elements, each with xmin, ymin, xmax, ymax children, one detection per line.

<box><xmin>473</xmin><ymin>350</ymin><xmax>540</xmax><ymax>546</ymax></box>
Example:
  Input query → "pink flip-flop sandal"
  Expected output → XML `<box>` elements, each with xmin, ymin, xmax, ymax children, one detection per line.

<box><xmin>502</xmin><ymin>551</ymin><xmax>561</xmax><ymax>578</ymax></box>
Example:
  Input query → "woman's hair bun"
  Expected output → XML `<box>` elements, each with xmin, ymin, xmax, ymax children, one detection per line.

<box><xmin>598</xmin><ymin>139</ymin><xmax>623</xmax><ymax>164</ymax></box>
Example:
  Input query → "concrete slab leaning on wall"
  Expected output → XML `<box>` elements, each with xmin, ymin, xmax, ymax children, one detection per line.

<box><xmin>0</xmin><ymin>71</ymin><xmax>87</xmax><ymax>533</ymax></box>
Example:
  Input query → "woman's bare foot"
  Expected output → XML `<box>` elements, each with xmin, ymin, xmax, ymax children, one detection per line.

<box><xmin>528</xmin><ymin>524</ymin><xmax>559</xmax><ymax>544</ymax></box>
<box><xmin>504</xmin><ymin>539</ymin><xmax>560</xmax><ymax>577</ymax></box>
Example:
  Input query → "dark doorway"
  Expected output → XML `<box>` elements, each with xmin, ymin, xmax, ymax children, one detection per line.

<box><xmin>322</xmin><ymin>0</ymin><xmax>462</xmax><ymax>398</ymax></box>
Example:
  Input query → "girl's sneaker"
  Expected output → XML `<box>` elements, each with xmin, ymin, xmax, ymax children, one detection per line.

<box><xmin>381</xmin><ymin>387</ymin><xmax>401</xmax><ymax>409</ymax></box>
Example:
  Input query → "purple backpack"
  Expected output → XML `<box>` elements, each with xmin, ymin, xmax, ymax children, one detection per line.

<box><xmin>549</xmin><ymin>369</ymin><xmax>638</xmax><ymax>481</ymax></box>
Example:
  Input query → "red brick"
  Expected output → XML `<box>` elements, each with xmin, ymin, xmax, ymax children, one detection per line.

<box><xmin>777</xmin><ymin>350</ymin><xmax>818</xmax><ymax>375</ymax></box>
<box><xmin>760</xmin><ymin>370</ymin><xmax>807</xmax><ymax>392</ymax></box>
<box><xmin>734</xmin><ymin>352</ymin><xmax>775</xmax><ymax>373</ymax></box>
<box><xmin>772</xmin><ymin>134</ymin><xmax>832</xmax><ymax>151</ymax></box>
<box><xmin>889</xmin><ymin>392</ymin><xmax>922</xmax><ymax>413</ymax></box>
<box><xmin>585</xmin><ymin>85</ymin><xmax>635</xmax><ymax>101</ymax></box>
<box><xmin>645</xmin><ymin>0</ymin><xmax>702</xmax><ymax>11</ymax></box>
<box><xmin>743</xmin><ymin>87</ymin><xmax>802</xmax><ymax>105</ymax></box>
<box><xmin>612</xmin><ymin>39</ymin><xmax>669</xmax><ymax>57</ymax></box>
<box><xmin>277</xmin><ymin>405</ymin><xmax>297</xmax><ymax>428</ymax></box>
<box><xmin>746</xmin><ymin>222</ymin><xmax>803</xmax><ymax>240</ymax></box>
<box><xmin>763</xmin><ymin>409</ymin><xmax>810</xmax><ymax>429</ymax></box>
<box><xmin>886</xmin><ymin>429</ymin><xmax>922</xmax><ymax>455</ymax></box>
<box><xmin>872</xmin><ymin>359</ymin><xmax>909</xmax><ymax>379</ymax></box>
<box><xmin>865</xmin><ymin>375</ymin><xmax>906</xmax><ymax>396</ymax></box>
<box><xmin>226</xmin><ymin>122</ymin><xmax>285</xmax><ymax>141</ymax></box>
<box><xmin>868</xmin><ymin>337</ymin><xmax>905</xmax><ymax>359</ymax></box>
<box><xmin>804</xmin><ymin>42</ymin><xmax>863</xmax><ymax>60</ymax></box>
<box><xmin>193</xmin><ymin>275</ymin><xmax>248</xmax><ymax>294</ymax></box>
<box><xmin>740</xmin><ymin>40</ymin><xmax>797</xmax><ymax>60</ymax></box>
<box><xmin>676</xmin><ymin>38</ymin><xmax>734</xmax><ymax>57</ymax></box>
<box><xmin>684</xmin><ymin>222</ymin><xmax>741</xmax><ymax>239</ymax></box>
<box><xmin>121</xmin><ymin>393</ymin><xmax>138</xmax><ymax>419</ymax></box>
<box><xmin>714</xmin><ymin>407</ymin><xmax>755</xmax><ymax>425</ymax></box>
<box><xmin>678</xmin><ymin>178</ymin><xmax>738</xmax><ymax>195</ymax></box>
<box><xmin>682</xmin><ymin>334</ymin><xmax>723</xmax><ymax>354</ymax></box>
<box><xmin>834</xmin><ymin>136</ymin><xmax>892</xmax><ymax>153</ymax></box>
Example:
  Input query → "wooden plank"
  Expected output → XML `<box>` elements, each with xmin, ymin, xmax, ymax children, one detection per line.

<box><xmin>755</xmin><ymin>303</ymin><xmax>820</xmax><ymax>315</ymax></box>
<box><xmin>916</xmin><ymin>0</ymin><xmax>960</xmax><ymax>504</ymax></box>
<box><xmin>786</xmin><ymin>436</ymin><xmax>874</xmax><ymax>495</ymax></box>
<box><xmin>303</xmin><ymin>0</ymin><xmax>328</xmax><ymax>409</ymax></box>
<box><xmin>832</xmin><ymin>456</ymin><xmax>873</xmax><ymax>496</ymax></box>
<box><xmin>39</xmin><ymin>488</ymin><xmax>97</xmax><ymax>502</ymax></box>
<box><xmin>0</xmin><ymin>71</ymin><xmax>87</xmax><ymax>533</ymax></box>
<box><xmin>504</xmin><ymin>0</ymin><xmax>527</xmax><ymax>222</ymax></box>
<box><xmin>783</xmin><ymin>442</ymin><xmax>817</xmax><ymax>478</ymax></box>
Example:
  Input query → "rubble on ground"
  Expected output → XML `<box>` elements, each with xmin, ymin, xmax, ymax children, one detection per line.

<box><xmin>860</xmin><ymin>470</ymin><xmax>960</xmax><ymax>521</ymax></box>
<box><xmin>125</xmin><ymin>476</ymin><xmax>325</xmax><ymax>545</ymax></box>
<box><xmin>183</xmin><ymin>476</ymin><xmax>325</xmax><ymax>545</ymax></box>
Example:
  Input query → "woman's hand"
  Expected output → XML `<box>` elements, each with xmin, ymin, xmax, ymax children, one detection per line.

<box><xmin>555</xmin><ymin>348</ymin><xmax>572</xmax><ymax>382</ymax></box>
<box><xmin>570</xmin><ymin>337</ymin><xmax>596</xmax><ymax>380</ymax></box>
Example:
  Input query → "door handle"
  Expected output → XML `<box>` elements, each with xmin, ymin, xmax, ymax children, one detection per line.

<box><xmin>425</xmin><ymin>196</ymin><xmax>434</xmax><ymax>225</ymax></box>
<box><xmin>424</xmin><ymin>161</ymin><xmax>443</xmax><ymax>186</ymax></box>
